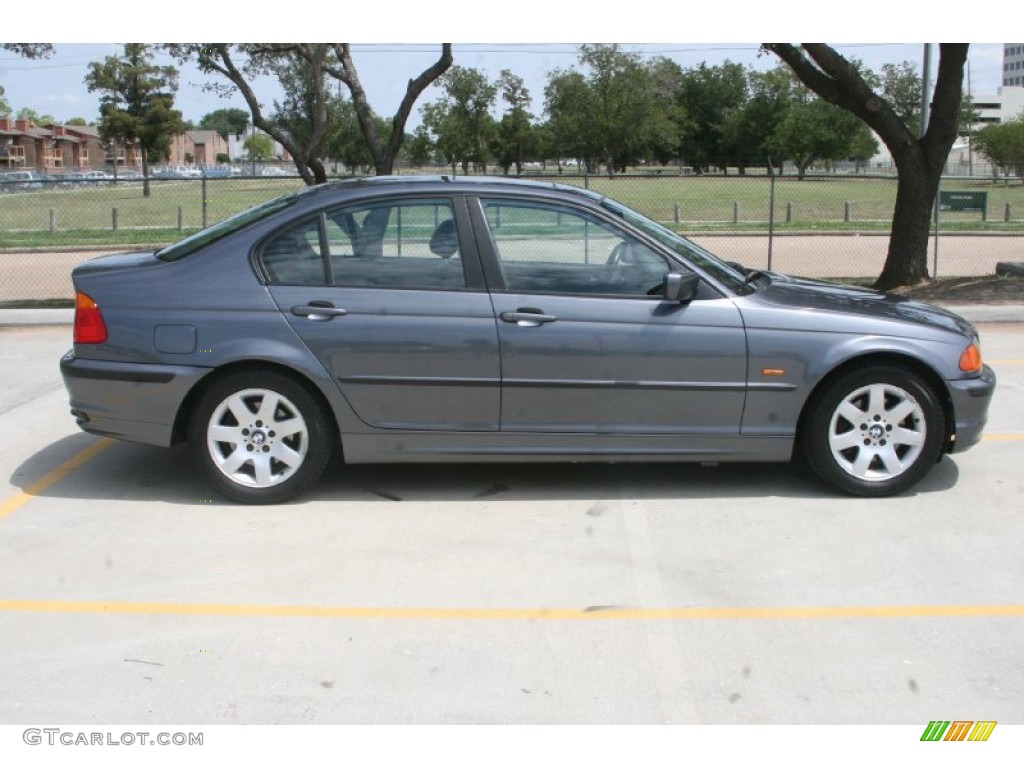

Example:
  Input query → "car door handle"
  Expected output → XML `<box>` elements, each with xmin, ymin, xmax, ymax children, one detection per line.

<box><xmin>291</xmin><ymin>302</ymin><xmax>348</xmax><ymax>320</ymax></box>
<box><xmin>500</xmin><ymin>309</ymin><xmax>557</xmax><ymax>327</ymax></box>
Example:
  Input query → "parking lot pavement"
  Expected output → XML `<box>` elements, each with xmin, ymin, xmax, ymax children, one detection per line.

<box><xmin>0</xmin><ymin>325</ymin><xmax>1022</xmax><ymax>724</ymax></box>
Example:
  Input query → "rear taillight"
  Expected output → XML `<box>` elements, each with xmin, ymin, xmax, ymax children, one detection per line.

<box><xmin>74</xmin><ymin>291</ymin><xmax>108</xmax><ymax>344</ymax></box>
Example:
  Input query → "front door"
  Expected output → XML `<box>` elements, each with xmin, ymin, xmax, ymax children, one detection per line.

<box><xmin>474</xmin><ymin>197</ymin><xmax>747</xmax><ymax>435</ymax></box>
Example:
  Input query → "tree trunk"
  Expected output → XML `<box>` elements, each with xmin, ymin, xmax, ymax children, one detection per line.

<box><xmin>762</xmin><ymin>43</ymin><xmax>968</xmax><ymax>290</ymax></box>
<box><xmin>374</xmin><ymin>155</ymin><xmax>395</xmax><ymax>176</ymax></box>
<box><xmin>874</xmin><ymin>151</ymin><xmax>940</xmax><ymax>290</ymax></box>
<box><xmin>141</xmin><ymin>149</ymin><xmax>151</xmax><ymax>198</ymax></box>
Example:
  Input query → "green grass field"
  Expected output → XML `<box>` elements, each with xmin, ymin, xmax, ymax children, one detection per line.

<box><xmin>1</xmin><ymin>173</ymin><xmax>1022</xmax><ymax>249</ymax></box>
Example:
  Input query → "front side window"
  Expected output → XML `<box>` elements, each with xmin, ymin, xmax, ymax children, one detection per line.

<box><xmin>481</xmin><ymin>199</ymin><xmax>670</xmax><ymax>296</ymax></box>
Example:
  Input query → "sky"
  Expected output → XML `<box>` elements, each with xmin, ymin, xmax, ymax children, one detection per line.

<box><xmin>0</xmin><ymin>3</ymin><xmax>1015</xmax><ymax>127</ymax></box>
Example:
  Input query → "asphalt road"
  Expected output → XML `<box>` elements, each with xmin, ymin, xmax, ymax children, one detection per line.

<box><xmin>0</xmin><ymin>324</ymin><xmax>1022</xmax><ymax>725</ymax></box>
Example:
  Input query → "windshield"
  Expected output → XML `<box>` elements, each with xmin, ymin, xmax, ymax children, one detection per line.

<box><xmin>601</xmin><ymin>199</ymin><xmax>753</xmax><ymax>294</ymax></box>
<box><xmin>156</xmin><ymin>193</ymin><xmax>299</xmax><ymax>262</ymax></box>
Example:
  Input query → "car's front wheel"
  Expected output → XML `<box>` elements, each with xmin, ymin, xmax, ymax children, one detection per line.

<box><xmin>802</xmin><ymin>365</ymin><xmax>946</xmax><ymax>497</ymax></box>
<box><xmin>189</xmin><ymin>371</ymin><xmax>332</xmax><ymax>504</ymax></box>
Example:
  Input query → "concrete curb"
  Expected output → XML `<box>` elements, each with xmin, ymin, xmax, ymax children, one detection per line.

<box><xmin>0</xmin><ymin>309</ymin><xmax>74</xmax><ymax>326</ymax></box>
<box><xmin>1</xmin><ymin>304</ymin><xmax>1022</xmax><ymax>328</ymax></box>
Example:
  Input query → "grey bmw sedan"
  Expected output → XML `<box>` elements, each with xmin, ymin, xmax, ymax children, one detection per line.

<box><xmin>60</xmin><ymin>176</ymin><xmax>995</xmax><ymax>503</ymax></box>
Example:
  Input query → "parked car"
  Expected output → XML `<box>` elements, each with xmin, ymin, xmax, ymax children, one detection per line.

<box><xmin>60</xmin><ymin>176</ymin><xmax>996</xmax><ymax>503</ymax></box>
<box><xmin>152</xmin><ymin>165</ymin><xmax>200</xmax><ymax>179</ymax></box>
<box><xmin>58</xmin><ymin>171</ymin><xmax>88</xmax><ymax>187</ymax></box>
<box><xmin>0</xmin><ymin>170</ymin><xmax>45</xmax><ymax>191</ymax></box>
<box><xmin>76</xmin><ymin>170</ymin><xmax>114</xmax><ymax>186</ymax></box>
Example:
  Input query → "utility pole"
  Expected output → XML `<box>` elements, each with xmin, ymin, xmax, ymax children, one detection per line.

<box><xmin>919</xmin><ymin>44</ymin><xmax>932</xmax><ymax>138</ymax></box>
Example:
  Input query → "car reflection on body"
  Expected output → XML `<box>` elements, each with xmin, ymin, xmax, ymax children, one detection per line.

<box><xmin>60</xmin><ymin>176</ymin><xmax>995</xmax><ymax>503</ymax></box>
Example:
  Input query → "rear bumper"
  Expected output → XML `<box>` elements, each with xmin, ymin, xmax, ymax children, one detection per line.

<box><xmin>946</xmin><ymin>364</ymin><xmax>997</xmax><ymax>453</ymax></box>
<box><xmin>60</xmin><ymin>351</ymin><xmax>209</xmax><ymax>447</ymax></box>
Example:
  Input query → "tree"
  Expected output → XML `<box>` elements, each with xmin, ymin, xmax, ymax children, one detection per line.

<box><xmin>243</xmin><ymin>133</ymin><xmax>274</xmax><ymax>161</ymax></box>
<box><xmin>199</xmin><ymin>108</ymin><xmax>250</xmax><ymax>140</ymax></box>
<box><xmin>723</xmin><ymin>66</ymin><xmax>796</xmax><ymax>172</ymax></box>
<box><xmin>491</xmin><ymin>70</ymin><xmax>535</xmax><ymax>175</ymax></box>
<box><xmin>404</xmin><ymin>125</ymin><xmax>436</xmax><ymax>168</ymax></box>
<box><xmin>169</xmin><ymin>43</ymin><xmax>451</xmax><ymax>182</ymax></box>
<box><xmin>764</xmin><ymin>43</ymin><xmax>969</xmax><ymax>290</ymax></box>
<box><xmin>16</xmin><ymin>107</ymin><xmax>56</xmax><ymax>126</ymax></box>
<box><xmin>768</xmin><ymin>93</ymin><xmax>878</xmax><ymax>178</ymax></box>
<box><xmin>420</xmin><ymin>65</ymin><xmax>497</xmax><ymax>174</ymax></box>
<box><xmin>65</xmin><ymin>117</ymin><xmax>89</xmax><ymax>126</ymax></box>
<box><xmin>543</xmin><ymin>68</ymin><xmax>595</xmax><ymax>170</ymax></box>
<box><xmin>85</xmin><ymin>44</ymin><xmax>184</xmax><ymax>197</ymax></box>
<box><xmin>677</xmin><ymin>61</ymin><xmax>748</xmax><ymax>173</ymax></box>
<box><xmin>0</xmin><ymin>86</ymin><xmax>8</xmax><ymax>117</ymax></box>
<box><xmin>543</xmin><ymin>45</ymin><xmax>671</xmax><ymax>176</ymax></box>
<box><xmin>323</xmin><ymin>99</ymin><xmax>381</xmax><ymax>174</ymax></box>
<box><xmin>974</xmin><ymin>116</ymin><xmax>1024</xmax><ymax>175</ymax></box>
<box><xmin>880</xmin><ymin>61</ymin><xmax>922</xmax><ymax>134</ymax></box>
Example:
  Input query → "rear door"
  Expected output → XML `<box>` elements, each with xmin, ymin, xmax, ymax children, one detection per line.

<box><xmin>264</xmin><ymin>195</ymin><xmax>501</xmax><ymax>431</ymax></box>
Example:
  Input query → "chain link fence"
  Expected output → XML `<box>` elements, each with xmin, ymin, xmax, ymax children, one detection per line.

<box><xmin>1</xmin><ymin>171</ymin><xmax>1022</xmax><ymax>303</ymax></box>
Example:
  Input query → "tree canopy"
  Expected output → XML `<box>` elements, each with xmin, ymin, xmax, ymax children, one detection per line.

<box><xmin>168</xmin><ymin>43</ymin><xmax>451</xmax><ymax>182</ymax></box>
<box><xmin>199</xmin><ymin>108</ymin><xmax>250</xmax><ymax>140</ymax></box>
<box><xmin>420</xmin><ymin>65</ymin><xmax>497</xmax><ymax>174</ymax></box>
<box><xmin>85</xmin><ymin>43</ymin><xmax>184</xmax><ymax>196</ymax></box>
<box><xmin>975</xmin><ymin>115</ymin><xmax>1024</xmax><ymax>175</ymax></box>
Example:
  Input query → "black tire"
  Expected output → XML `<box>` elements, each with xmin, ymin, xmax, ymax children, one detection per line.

<box><xmin>188</xmin><ymin>370</ymin><xmax>332</xmax><ymax>504</ymax></box>
<box><xmin>801</xmin><ymin>364</ymin><xmax>945</xmax><ymax>497</ymax></box>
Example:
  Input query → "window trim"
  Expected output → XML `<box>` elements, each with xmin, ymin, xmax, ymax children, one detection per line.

<box><xmin>256</xmin><ymin>194</ymin><xmax>485</xmax><ymax>292</ymax></box>
<box><xmin>468</xmin><ymin>193</ymin><xmax>723</xmax><ymax>301</ymax></box>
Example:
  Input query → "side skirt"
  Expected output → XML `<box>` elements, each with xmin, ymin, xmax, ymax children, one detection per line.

<box><xmin>341</xmin><ymin>431</ymin><xmax>795</xmax><ymax>464</ymax></box>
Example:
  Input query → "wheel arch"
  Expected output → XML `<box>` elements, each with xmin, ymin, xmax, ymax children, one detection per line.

<box><xmin>171</xmin><ymin>360</ymin><xmax>342</xmax><ymax>456</ymax></box>
<box><xmin>796</xmin><ymin>351</ymin><xmax>955</xmax><ymax>455</ymax></box>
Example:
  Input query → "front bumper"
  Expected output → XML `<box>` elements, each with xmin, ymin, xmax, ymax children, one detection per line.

<box><xmin>60</xmin><ymin>351</ymin><xmax>209</xmax><ymax>447</ymax></box>
<box><xmin>946</xmin><ymin>364</ymin><xmax>997</xmax><ymax>453</ymax></box>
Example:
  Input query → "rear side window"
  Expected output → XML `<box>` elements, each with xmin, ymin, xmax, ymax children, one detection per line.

<box><xmin>261</xmin><ymin>217</ymin><xmax>326</xmax><ymax>285</ymax></box>
<box><xmin>323</xmin><ymin>198</ymin><xmax>467</xmax><ymax>290</ymax></box>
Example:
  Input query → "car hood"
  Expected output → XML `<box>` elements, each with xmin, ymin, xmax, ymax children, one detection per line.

<box><xmin>738</xmin><ymin>273</ymin><xmax>976</xmax><ymax>339</ymax></box>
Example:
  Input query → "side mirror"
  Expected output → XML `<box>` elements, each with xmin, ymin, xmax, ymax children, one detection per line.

<box><xmin>663</xmin><ymin>272</ymin><xmax>700</xmax><ymax>303</ymax></box>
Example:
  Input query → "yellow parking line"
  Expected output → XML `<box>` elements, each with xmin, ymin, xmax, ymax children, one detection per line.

<box><xmin>989</xmin><ymin>360</ymin><xmax>1024</xmax><ymax>365</ymax></box>
<box><xmin>982</xmin><ymin>434</ymin><xmax>1024</xmax><ymax>442</ymax></box>
<box><xmin>0</xmin><ymin>438</ymin><xmax>112</xmax><ymax>522</ymax></box>
<box><xmin>1</xmin><ymin>599</ymin><xmax>1023</xmax><ymax>622</ymax></box>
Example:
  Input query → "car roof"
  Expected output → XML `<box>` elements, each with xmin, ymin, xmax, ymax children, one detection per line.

<box><xmin>294</xmin><ymin>174</ymin><xmax>607</xmax><ymax>206</ymax></box>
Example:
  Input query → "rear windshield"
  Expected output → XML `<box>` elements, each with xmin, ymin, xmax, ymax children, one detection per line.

<box><xmin>156</xmin><ymin>193</ymin><xmax>298</xmax><ymax>262</ymax></box>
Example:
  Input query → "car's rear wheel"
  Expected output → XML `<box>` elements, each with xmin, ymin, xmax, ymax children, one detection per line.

<box><xmin>802</xmin><ymin>365</ymin><xmax>945</xmax><ymax>497</ymax></box>
<box><xmin>189</xmin><ymin>371</ymin><xmax>332</xmax><ymax>504</ymax></box>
